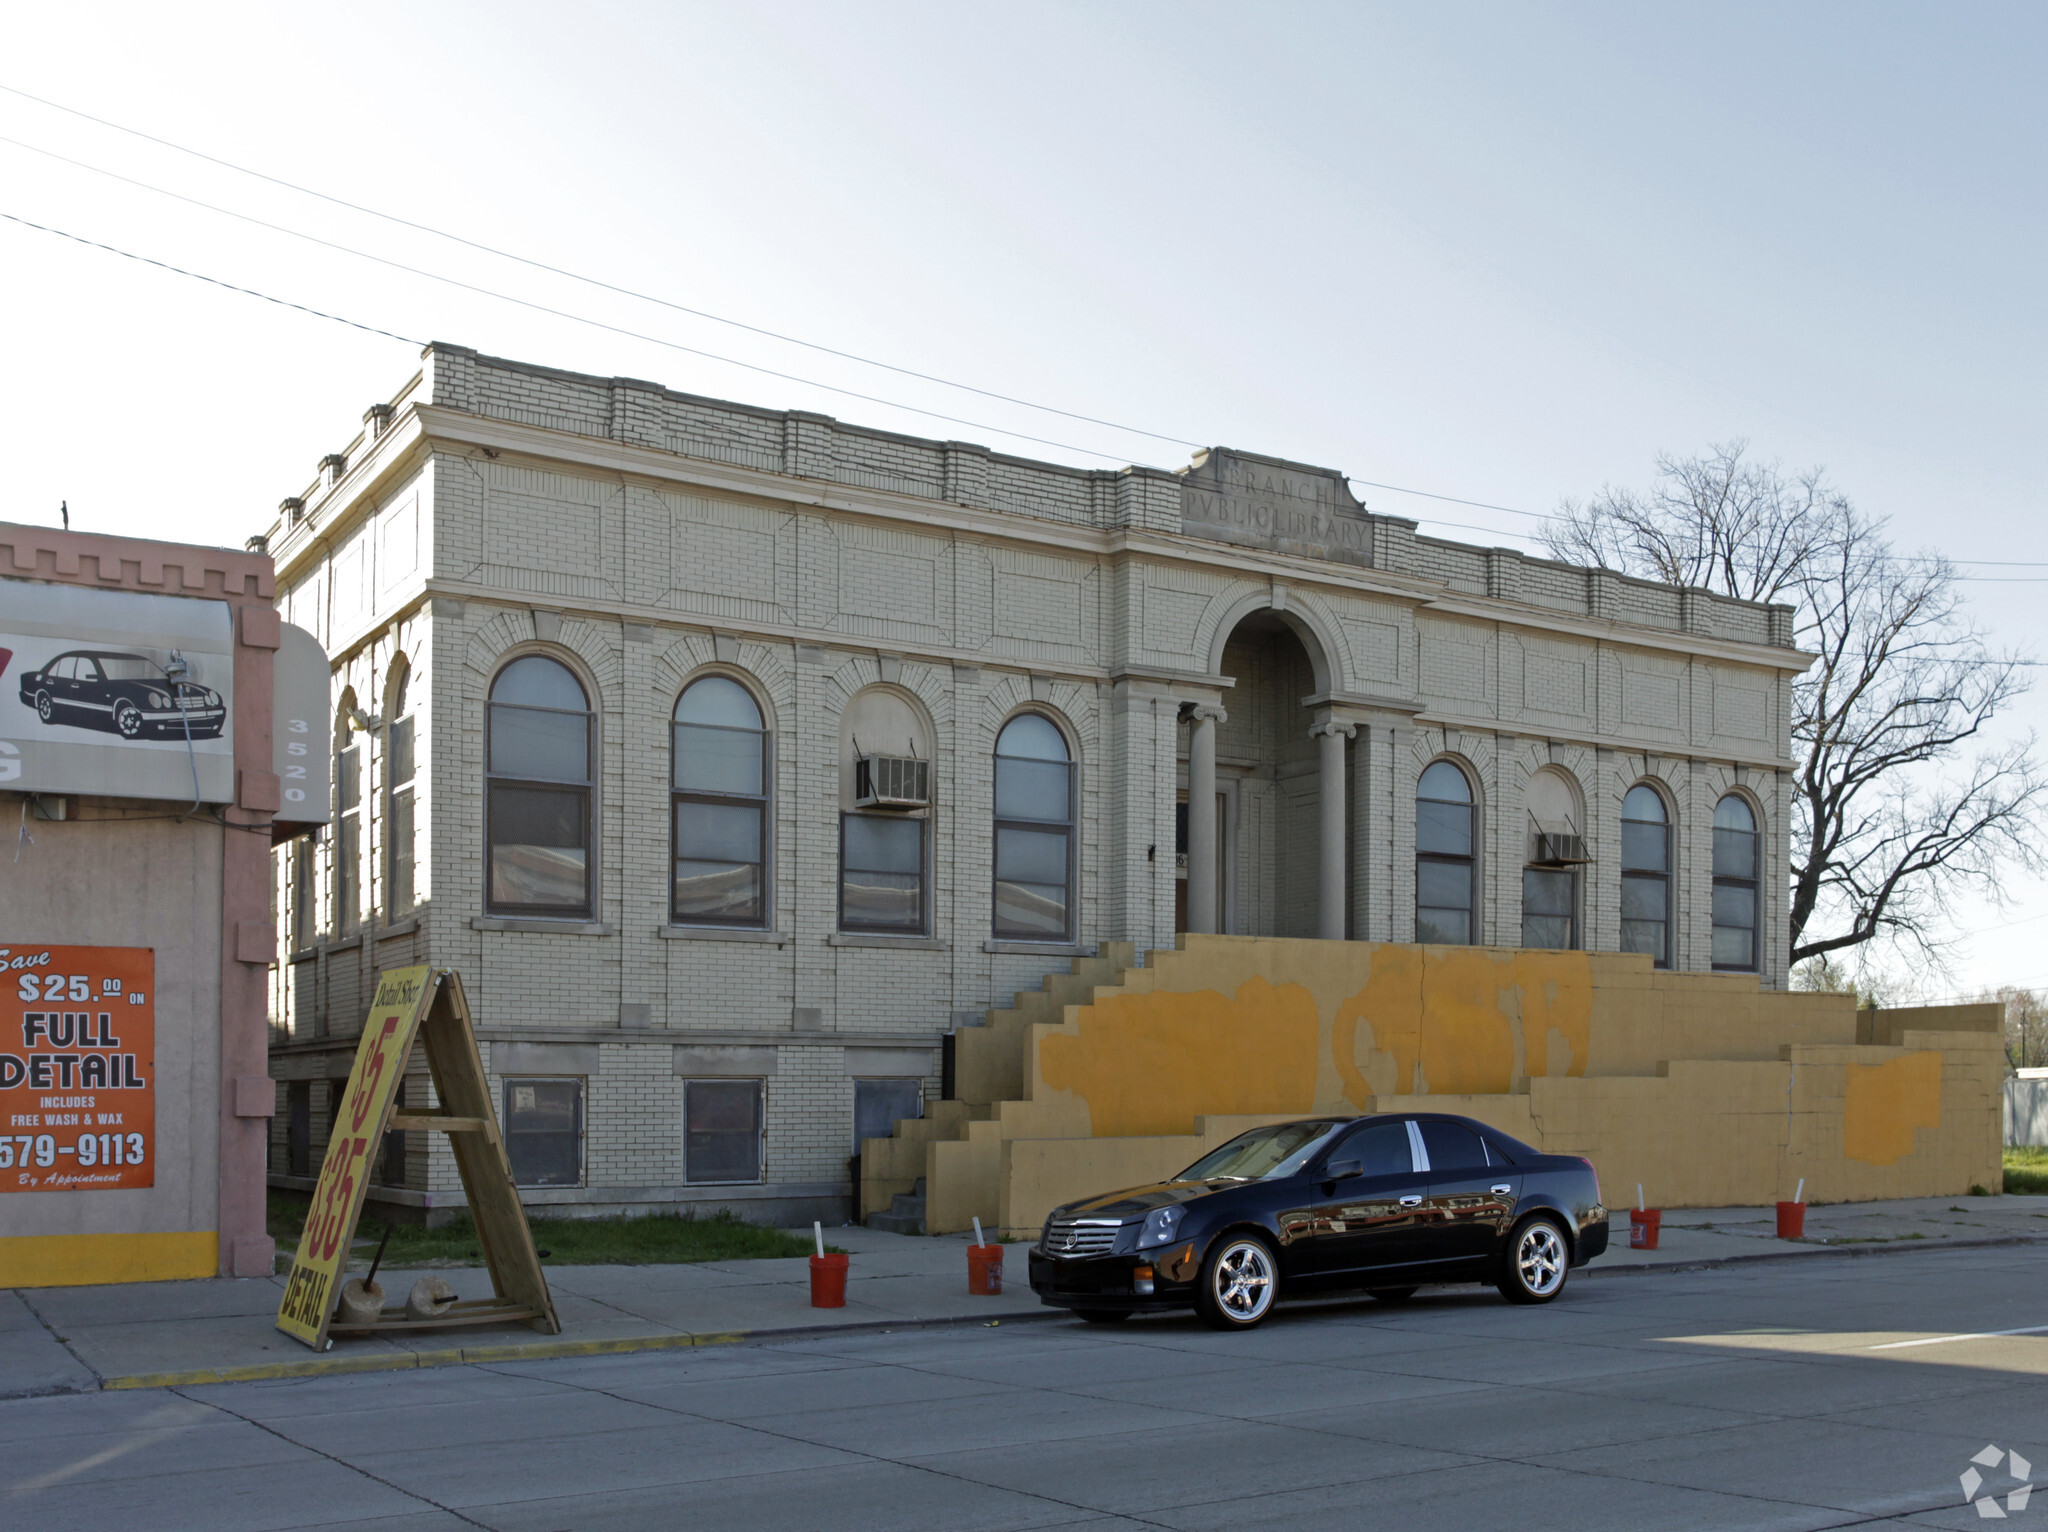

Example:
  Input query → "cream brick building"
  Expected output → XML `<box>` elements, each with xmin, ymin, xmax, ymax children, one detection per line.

<box><xmin>260</xmin><ymin>344</ymin><xmax>1806</xmax><ymax>1225</ymax></box>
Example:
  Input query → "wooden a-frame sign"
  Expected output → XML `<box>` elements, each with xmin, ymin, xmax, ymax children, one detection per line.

<box><xmin>277</xmin><ymin>966</ymin><xmax>559</xmax><ymax>1351</ymax></box>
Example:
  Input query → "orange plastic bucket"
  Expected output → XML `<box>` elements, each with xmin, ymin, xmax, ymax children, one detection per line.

<box><xmin>1775</xmin><ymin>1201</ymin><xmax>1806</xmax><ymax>1239</ymax></box>
<box><xmin>809</xmin><ymin>1252</ymin><xmax>849</xmax><ymax>1307</ymax></box>
<box><xmin>967</xmin><ymin>1243</ymin><xmax>1004</xmax><ymax>1295</ymax></box>
<box><xmin>1628</xmin><ymin>1209</ymin><xmax>1661</xmax><ymax>1250</ymax></box>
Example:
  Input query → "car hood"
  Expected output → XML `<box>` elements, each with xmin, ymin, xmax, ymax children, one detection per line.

<box><xmin>1056</xmin><ymin>1179</ymin><xmax>1239</xmax><ymax>1219</ymax></box>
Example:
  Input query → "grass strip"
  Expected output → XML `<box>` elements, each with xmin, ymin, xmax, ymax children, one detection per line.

<box><xmin>269</xmin><ymin>1192</ymin><xmax>843</xmax><ymax>1266</ymax></box>
<box><xmin>2006</xmin><ymin>1146</ymin><xmax>2048</xmax><ymax>1196</ymax></box>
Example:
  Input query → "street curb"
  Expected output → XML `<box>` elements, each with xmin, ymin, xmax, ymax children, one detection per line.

<box><xmin>103</xmin><ymin>1309</ymin><xmax>1059</xmax><ymax>1390</ymax></box>
<box><xmin>79</xmin><ymin>1231</ymin><xmax>2048</xmax><ymax>1391</ymax></box>
<box><xmin>1582</xmin><ymin>1230</ymin><xmax>2048</xmax><ymax>1278</ymax></box>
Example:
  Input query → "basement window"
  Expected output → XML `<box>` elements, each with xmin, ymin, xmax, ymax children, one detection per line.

<box><xmin>684</xmin><ymin>1078</ymin><xmax>763</xmax><ymax>1184</ymax></box>
<box><xmin>503</xmin><ymin>1078</ymin><xmax>584</xmax><ymax>1187</ymax></box>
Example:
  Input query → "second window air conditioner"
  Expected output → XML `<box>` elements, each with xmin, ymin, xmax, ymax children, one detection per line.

<box><xmin>855</xmin><ymin>754</ymin><xmax>930</xmax><ymax>809</ymax></box>
<box><xmin>1529</xmin><ymin>830</ymin><xmax>1591</xmax><ymax>866</ymax></box>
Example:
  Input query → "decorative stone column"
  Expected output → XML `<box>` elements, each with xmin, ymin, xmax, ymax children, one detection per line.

<box><xmin>1312</xmin><ymin>718</ymin><xmax>1357</xmax><ymax>940</ymax></box>
<box><xmin>1186</xmin><ymin>704</ymin><xmax>1226</xmax><ymax>934</ymax></box>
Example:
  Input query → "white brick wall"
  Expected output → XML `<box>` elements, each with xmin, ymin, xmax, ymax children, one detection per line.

<box><xmin>262</xmin><ymin>344</ymin><xmax>1805</xmax><ymax>1220</ymax></box>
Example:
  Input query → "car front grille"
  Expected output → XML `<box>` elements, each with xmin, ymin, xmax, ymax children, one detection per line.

<box><xmin>1041</xmin><ymin>1213</ymin><xmax>1124</xmax><ymax>1256</ymax></box>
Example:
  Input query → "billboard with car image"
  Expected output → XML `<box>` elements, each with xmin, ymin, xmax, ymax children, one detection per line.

<box><xmin>0</xmin><ymin>578</ymin><xmax>233</xmax><ymax>801</ymax></box>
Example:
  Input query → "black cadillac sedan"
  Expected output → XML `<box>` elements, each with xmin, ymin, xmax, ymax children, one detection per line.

<box><xmin>1028</xmin><ymin>1113</ymin><xmax>1608</xmax><ymax>1329</ymax></box>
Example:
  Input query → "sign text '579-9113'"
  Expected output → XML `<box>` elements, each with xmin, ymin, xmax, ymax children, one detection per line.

<box><xmin>1</xmin><ymin>945</ymin><xmax>155</xmax><ymax>1192</ymax></box>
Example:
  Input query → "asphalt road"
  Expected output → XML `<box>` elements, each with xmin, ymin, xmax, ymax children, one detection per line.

<box><xmin>4</xmin><ymin>1245</ymin><xmax>2045</xmax><ymax>1531</ymax></box>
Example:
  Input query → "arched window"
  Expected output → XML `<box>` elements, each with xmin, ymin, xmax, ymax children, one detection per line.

<box><xmin>993</xmin><ymin>713</ymin><xmax>1074</xmax><ymax>941</ymax></box>
<box><xmin>1416</xmin><ymin>760</ymin><xmax>1476</xmax><ymax>945</ymax></box>
<box><xmin>1712</xmin><ymin>794</ymin><xmax>1760</xmax><ymax>971</ymax></box>
<box><xmin>839</xmin><ymin>687</ymin><xmax>931</xmax><ymax>935</ymax></box>
<box><xmin>1521</xmin><ymin>768</ymin><xmax>1581</xmax><ymax>949</ymax></box>
<box><xmin>672</xmin><ymin>675</ymin><xmax>769</xmax><ymax>926</ymax></box>
<box><xmin>334</xmin><ymin>689</ymin><xmax>361</xmax><ymax>936</ymax></box>
<box><xmin>486</xmin><ymin>655</ymin><xmax>593</xmax><ymax>916</ymax></box>
<box><xmin>1620</xmin><ymin>784</ymin><xmax>1671</xmax><ymax>967</ymax></box>
<box><xmin>385</xmin><ymin>660</ymin><xmax>416</xmax><ymax>919</ymax></box>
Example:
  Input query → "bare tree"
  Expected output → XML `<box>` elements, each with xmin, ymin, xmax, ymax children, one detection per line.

<box><xmin>1999</xmin><ymin>986</ymin><xmax>2048</xmax><ymax>1071</ymax></box>
<box><xmin>1545</xmin><ymin>442</ymin><xmax>2048</xmax><ymax>966</ymax></box>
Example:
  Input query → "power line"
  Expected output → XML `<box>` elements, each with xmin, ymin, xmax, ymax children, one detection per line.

<box><xmin>7</xmin><ymin>86</ymin><xmax>2047</xmax><ymax>571</ymax></box>
<box><xmin>12</xmin><ymin>190</ymin><xmax>2047</xmax><ymax>589</ymax></box>
<box><xmin>0</xmin><ymin>211</ymin><xmax>420</xmax><ymax>345</ymax></box>
<box><xmin>0</xmin><ymin>162</ymin><xmax>1161</xmax><ymax>468</ymax></box>
<box><xmin>0</xmin><ymin>111</ymin><xmax>1577</xmax><ymax>530</ymax></box>
<box><xmin>0</xmin><ymin>80</ymin><xmax>1208</xmax><ymax>455</ymax></box>
<box><xmin>0</xmin><ymin>86</ymin><xmax>1820</xmax><ymax>549</ymax></box>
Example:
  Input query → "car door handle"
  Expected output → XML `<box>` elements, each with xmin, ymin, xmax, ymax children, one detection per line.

<box><xmin>1492</xmin><ymin>1185</ymin><xmax>1512</xmax><ymax>1195</ymax></box>
<box><xmin>1399</xmin><ymin>1195</ymin><xmax>1423</xmax><ymax>1207</ymax></box>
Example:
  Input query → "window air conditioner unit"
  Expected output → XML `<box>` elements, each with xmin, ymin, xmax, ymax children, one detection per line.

<box><xmin>1529</xmin><ymin>831</ymin><xmax>1591</xmax><ymax>866</ymax></box>
<box><xmin>855</xmin><ymin>755</ymin><xmax>930</xmax><ymax>809</ymax></box>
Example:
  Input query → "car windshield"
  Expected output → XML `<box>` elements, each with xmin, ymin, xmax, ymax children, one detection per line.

<box><xmin>94</xmin><ymin>657</ymin><xmax>170</xmax><ymax>682</ymax></box>
<box><xmin>1178</xmin><ymin>1120</ymin><xmax>1348</xmax><ymax>1182</ymax></box>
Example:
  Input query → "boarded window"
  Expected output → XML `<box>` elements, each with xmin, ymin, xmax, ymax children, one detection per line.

<box><xmin>286</xmin><ymin>1080</ymin><xmax>311</xmax><ymax>1177</ymax></box>
<box><xmin>853</xmin><ymin>1078</ymin><xmax>922</xmax><ymax>1154</ymax></box>
<box><xmin>503</xmin><ymin>1078</ymin><xmax>584</xmax><ymax>1187</ymax></box>
<box><xmin>684</xmin><ymin>1078</ymin><xmax>763</xmax><ymax>1184</ymax></box>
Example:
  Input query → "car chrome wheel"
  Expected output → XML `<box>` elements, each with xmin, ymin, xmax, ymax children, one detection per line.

<box><xmin>114</xmin><ymin>702</ymin><xmax>144</xmax><ymax>738</ymax></box>
<box><xmin>1499</xmin><ymin>1216</ymin><xmax>1569</xmax><ymax>1305</ymax></box>
<box><xmin>35</xmin><ymin>690</ymin><xmax>54</xmax><ymax>722</ymax></box>
<box><xmin>1198</xmin><ymin>1237</ymin><xmax>1277</xmax><ymax>1329</ymax></box>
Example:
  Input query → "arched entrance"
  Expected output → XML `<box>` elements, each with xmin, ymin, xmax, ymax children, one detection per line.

<box><xmin>1181</xmin><ymin>608</ymin><xmax>1349</xmax><ymax>939</ymax></box>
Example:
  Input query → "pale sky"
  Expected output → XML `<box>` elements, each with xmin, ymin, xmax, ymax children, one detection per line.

<box><xmin>2</xmin><ymin>3</ymin><xmax>2042</xmax><ymax>996</ymax></box>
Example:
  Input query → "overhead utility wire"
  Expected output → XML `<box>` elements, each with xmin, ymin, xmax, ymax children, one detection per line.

<box><xmin>0</xmin><ymin>211</ymin><xmax>420</xmax><ymax>345</ymax></box>
<box><xmin>0</xmin><ymin>147</ymin><xmax>1160</xmax><ymax>466</ymax></box>
<box><xmin>0</xmin><ymin>88</ymin><xmax>1585</xmax><ymax>529</ymax></box>
<box><xmin>0</xmin><ymin>81</ymin><xmax>1204</xmax><ymax>455</ymax></box>
<box><xmin>6</xmin><ymin>90</ymin><xmax>2045</xmax><ymax>569</ymax></box>
<box><xmin>0</xmin><ymin>136</ymin><xmax>1556</xmax><ymax>547</ymax></box>
<box><xmin>14</xmin><ymin>204</ymin><xmax>2044</xmax><ymax>608</ymax></box>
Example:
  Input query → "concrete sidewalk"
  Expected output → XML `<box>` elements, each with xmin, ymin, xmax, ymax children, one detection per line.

<box><xmin>4</xmin><ymin>1193</ymin><xmax>2044</xmax><ymax>1397</ymax></box>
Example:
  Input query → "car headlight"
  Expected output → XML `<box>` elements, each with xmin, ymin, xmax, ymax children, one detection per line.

<box><xmin>147</xmin><ymin>691</ymin><xmax>172</xmax><ymax>708</ymax></box>
<box><xmin>1137</xmin><ymin>1205</ymin><xmax>1183</xmax><ymax>1249</ymax></box>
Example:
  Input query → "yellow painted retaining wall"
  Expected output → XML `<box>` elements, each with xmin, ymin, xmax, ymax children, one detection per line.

<box><xmin>873</xmin><ymin>937</ymin><xmax>2003</xmax><ymax>1237</ymax></box>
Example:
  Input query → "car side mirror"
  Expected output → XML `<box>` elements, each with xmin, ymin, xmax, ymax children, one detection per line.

<box><xmin>1325</xmin><ymin>1158</ymin><xmax>1363</xmax><ymax>1183</ymax></box>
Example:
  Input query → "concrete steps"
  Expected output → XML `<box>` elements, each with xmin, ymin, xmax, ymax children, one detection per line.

<box><xmin>865</xmin><ymin>1177</ymin><xmax>926</xmax><ymax>1235</ymax></box>
<box><xmin>857</xmin><ymin>943</ymin><xmax>1142</xmax><ymax>1229</ymax></box>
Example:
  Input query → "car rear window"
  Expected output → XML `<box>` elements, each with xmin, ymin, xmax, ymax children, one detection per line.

<box><xmin>1480</xmin><ymin>1130</ymin><xmax>1542</xmax><ymax>1165</ymax></box>
<box><xmin>1419</xmin><ymin>1120</ymin><xmax>1487</xmax><ymax>1170</ymax></box>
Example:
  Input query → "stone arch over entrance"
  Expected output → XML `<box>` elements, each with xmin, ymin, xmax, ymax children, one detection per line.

<box><xmin>1184</xmin><ymin>604</ymin><xmax>1352</xmax><ymax>941</ymax></box>
<box><xmin>1204</xmin><ymin>592</ymin><xmax>1339</xmax><ymax>696</ymax></box>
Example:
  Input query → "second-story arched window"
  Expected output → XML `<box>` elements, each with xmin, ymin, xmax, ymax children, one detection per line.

<box><xmin>839</xmin><ymin>686</ymin><xmax>931</xmax><ymax>935</ymax></box>
<box><xmin>1620</xmin><ymin>783</ymin><xmax>1670</xmax><ymax>967</ymax></box>
<box><xmin>1416</xmin><ymin>760</ymin><xmax>1476</xmax><ymax>945</ymax></box>
<box><xmin>1712</xmin><ymin>794</ymin><xmax>1760</xmax><ymax>971</ymax></box>
<box><xmin>486</xmin><ymin>655</ymin><xmax>593</xmax><ymax>917</ymax></box>
<box><xmin>385</xmin><ymin>660</ymin><xmax>416</xmax><ymax>919</ymax></box>
<box><xmin>672</xmin><ymin>675</ymin><xmax>769</xmax><ymax>926</ymax></box>
<box><xmin>993</xmin><ymin>713</ymin><xmax>1073</xmax><ymax>941</ymax></box>
<box><xmin>334</xmin><ymin>689</ymin><xmax>361</xmax><ymax>936</ymax></box>
<box><xmin>1521</xmin><ymin>767</ymin><xmax>1582</xmax><ymax>949</ymax></box>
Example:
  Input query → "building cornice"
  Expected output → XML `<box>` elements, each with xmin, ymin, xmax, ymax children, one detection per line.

<box><xmin>275</xmin><ymin>402</ymin><xmax>1813</xmax><ymax>683</ymax></box>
